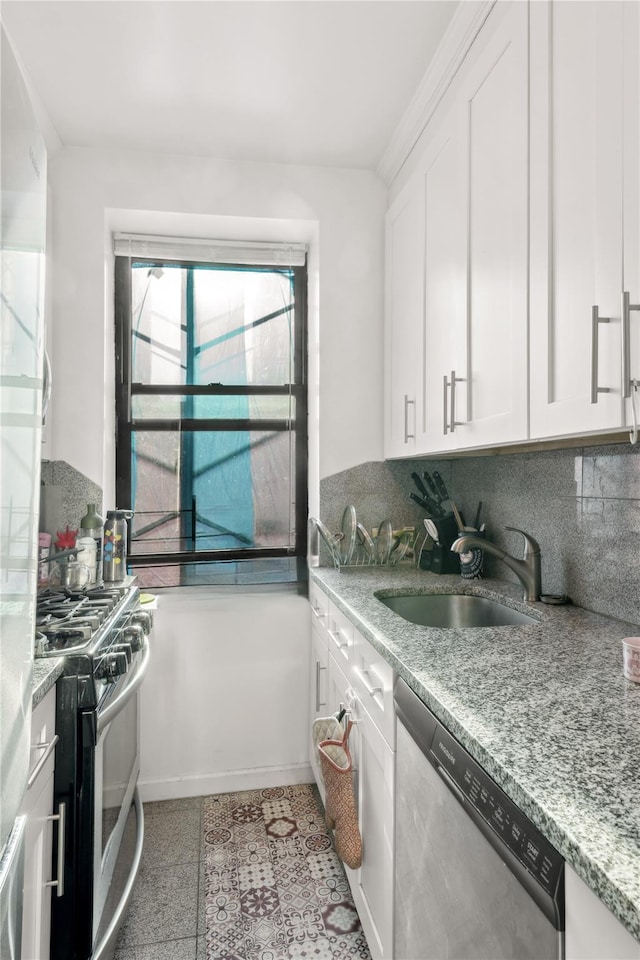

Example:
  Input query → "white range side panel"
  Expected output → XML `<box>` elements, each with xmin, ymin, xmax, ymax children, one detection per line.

<box><xmin>138</xmin><ymin>589</ymin><xmax>312</xmax><ymax>801</ymax></box>
<box><xmin>0</xmin><ymin>23</ymin><xmax>46</xmax><ymax>854</ymax></box>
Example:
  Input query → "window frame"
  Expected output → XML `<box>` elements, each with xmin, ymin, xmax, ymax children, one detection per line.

<box><xmin>114</xmin><ymin>254</ymin><xmax>308</xmax><ymax>569</ymax></box>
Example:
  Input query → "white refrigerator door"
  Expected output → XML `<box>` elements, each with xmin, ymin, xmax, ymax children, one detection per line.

<box><xmin>0</xmin><ymin>24</ymin><xmax>47</xmax><ymax>854</ymax></box>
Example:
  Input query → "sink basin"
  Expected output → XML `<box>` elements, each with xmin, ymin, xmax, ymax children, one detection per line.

<box><xmin>377</xmin><ymin>593</ymin><xmax>539</xmax><ymax>628</ymax></box>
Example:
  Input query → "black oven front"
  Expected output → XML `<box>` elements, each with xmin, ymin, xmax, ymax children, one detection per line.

<box><xmin>50</xmin><ymin>599</ymin><xmax>151</xmax><ymax>960</ymax></box>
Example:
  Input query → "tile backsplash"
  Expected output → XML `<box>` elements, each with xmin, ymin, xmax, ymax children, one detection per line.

<box><xmin>40</xmin><ymin>460</ymin><xmax>103</xmax><ymax>541</ymax></box>
<box><xmin>319</xmin><ymin>442</ymin><xmax>640</xmax><ymax>626</ymax></box>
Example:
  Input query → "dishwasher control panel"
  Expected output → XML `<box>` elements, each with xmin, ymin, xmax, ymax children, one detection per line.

<box><xmin>430</xmin><ymin>726</ymin><xmax>563</xmax><ymax>897</ymax></box>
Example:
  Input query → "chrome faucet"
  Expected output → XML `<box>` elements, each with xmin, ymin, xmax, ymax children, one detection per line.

<box><xmin>451</xmin><ymin>526</ymin><xmax>542</xmax><ymax>601</ymax></box>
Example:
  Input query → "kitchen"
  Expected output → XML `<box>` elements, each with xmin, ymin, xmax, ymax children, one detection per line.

<box><xmin>1</xmin><ymin>1</ymin><xmax>640</xmax><ymax>958</ymax></box>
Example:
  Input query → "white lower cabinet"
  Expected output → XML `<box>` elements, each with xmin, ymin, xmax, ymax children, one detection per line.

<box><xmin>308</xmin><ymin>591</ymin><xmax>395</xmax><ymax>959</ymax></box>
<box><xmin>21</xmin><ymin>686</ymin><xmax>59</xmax><ymax>960</ymax></box>
<box><xmin>565</xmin><ymin>864</ymin><xmax>640</xmax><ymax>960</ymax></box>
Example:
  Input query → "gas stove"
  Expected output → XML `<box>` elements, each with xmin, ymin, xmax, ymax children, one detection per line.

<box><xmin>35</xmin><ymin>579</ymin><xmax>151</xmax><ymax>688</ymax></box>
<box><xmin>45</xmin><ymin>577</ymin><xmax>154</xmax><ymax>960</ymax></box>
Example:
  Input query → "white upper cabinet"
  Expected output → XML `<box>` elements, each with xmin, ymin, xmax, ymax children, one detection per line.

<box><xmin>384</xmin><ymin>176</ymin><xmax>424</xmax><ymax>458</ymax></box>
<box><xmin>455</xmin><ymin>0</ymin><xmax>529</xmax><ymax>449</ymax></box>
<box><xmin>385</xmin><ymin>1</ymin><xmax>529</xmax><ymax>457</ymax></box>
<box><xmin>385</xmin><ymin>0</ymin><xmax>639</xmax><ymax>456</ymax></box>
<box><xmin>418</xmin><ymin>112</ymin><xmax>467</xmax><ymax>451</ymax></box>
<box><xmin>530</xmin><ymin>0</ymin><xmax>638</xmax><ymax>438</ymax></box>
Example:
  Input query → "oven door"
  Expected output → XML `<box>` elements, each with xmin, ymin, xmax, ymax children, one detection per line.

<box><xmin>91</xmin><ymin>638</ymin><xmax>150</xmax><ymax>957</ymax></box>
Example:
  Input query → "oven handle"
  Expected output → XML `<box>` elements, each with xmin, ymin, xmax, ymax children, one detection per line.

<box><xmin>90</xmin><ymin>787</ymin><xmax>145</xmax><ymax>960</ymax></box>
<box><xmin>97</xmin><ymin>636</ymin><xmax>150</xmax><ymax>736</ymax></box>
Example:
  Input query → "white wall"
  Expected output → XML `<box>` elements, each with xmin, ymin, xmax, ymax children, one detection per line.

<box><xmin>47</xmin><ymin>147</ymin><xmax>387</xmax><ymax>503</ymax></box>
<box><xmin>139</xmin><ymin>588</ymin><xmax>312</xmax><ymax>801</ymax></box>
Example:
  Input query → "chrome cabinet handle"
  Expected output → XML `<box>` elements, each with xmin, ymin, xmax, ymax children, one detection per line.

<box><xmin>46</xmin><ymin>801</ymin><xmax>65</xmax><ymax>898</ymax></box>
<box><xmin>622</xmin><ymin>292</ymin><xmax>640</xmax><ymax>399</ymax></box>
<box><xmin>403</xmin><ymin>394</ymin><xmax>415</xmax><ymax>443</ymax></box>
<box><xmin>328</xmin><ymin>628</ymin><xmax>348</xmax><ymax>651</ymax></box>
<box><xmin>443</xmin><ymin>370</ymin><xmax>465</xmax><ymax>433</ymax></box>
<box><xmin>310</xmin><ymin>603</ymin><xmax>326</xmax><ymax>621</ymax></box>
<box><xmin>315</xmin><ymin>660</ymin><xmax>327</xmax><ymax>712</ymax></box>
<box><xmin>591</xmin><ymin>305</ymin><xmax>612</xmax><ymax>403</ymax></box>
<box><xmin>27</xmin><ymin>735</ymin><xmax>59</xmax><ymax>790</ymax></box>
<box><xmin>354</xmin><ymin>665</ymin><xmax>383</xmax><ymax>697</ymax></box>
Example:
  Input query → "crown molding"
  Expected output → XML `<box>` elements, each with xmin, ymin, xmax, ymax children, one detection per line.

<box><xmin>377</xmin><ymin>0</ymin><xmax>497</xmax><ymax>185</ymax></box>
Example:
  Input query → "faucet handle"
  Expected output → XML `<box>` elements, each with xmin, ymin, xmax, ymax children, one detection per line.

<box><xmin>505</xmin><ymin>527</ymin><xmax>541</xmax><ymax>557</ymax></box>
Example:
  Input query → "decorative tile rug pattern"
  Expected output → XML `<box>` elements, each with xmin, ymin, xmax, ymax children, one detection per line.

<box><xmin>203</xmin><ymin>783</ymin><xmax>372</xmax><ymax>960</ymax></box>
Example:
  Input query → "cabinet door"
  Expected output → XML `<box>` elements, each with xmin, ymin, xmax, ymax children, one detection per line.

<box><xmin>384</xmin><ymin>175</ymin><xmax>424</xmax><ymax>458</ymax></box>
<box><xmin>456</xmin><ymin>0</ymin><xmax>529</xmax><ymax>449</ymax></box>
<box><xmin>530</xmin><ymin>0</ymin><xmax>627</xmax><ymax>437</ymax></box>
<box><xmin>341</xmin><ymin>686</ymin><xmax>394</xmax><ymax>960</ymax></box>
<box><xmin>22</xmin><ymin>768</ymin><xmax>55</xmax><ymax>960</ymax></box>
<box><xmin>22</xmin><ymin>687</ymin><xmax>57</xmax><ymax>960</ymax></box>
<box><xmin>565</xmin><ymin>864</ymin><xmax>640</xmax><ymax>959</ymax></box>
<box><xmin>418</xmin><ymin>111</ymin><xmax>467</xmax><ymax>451</ymax></box>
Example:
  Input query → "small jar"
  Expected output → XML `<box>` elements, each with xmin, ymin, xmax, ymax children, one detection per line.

<box><xmin>38</xmin><ymin>532</ymin><xmax>52</xmax><ymax>584</ymax></box>
<box><xmin>76</xmin><ymin>537</ymin><xmax>98</xmax><ymax>584</ymax></box>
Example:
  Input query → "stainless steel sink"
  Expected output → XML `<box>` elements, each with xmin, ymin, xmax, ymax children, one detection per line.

<box><xmin>377</xmin><ymin>592</ymin><xmax>540</xmax><ymax>628</ymax></box>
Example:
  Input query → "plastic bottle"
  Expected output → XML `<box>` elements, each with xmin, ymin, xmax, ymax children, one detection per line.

<box><xmin>80</xmin><ymin>503</ymin><xmax>103</xmax><ymax>581</ymax></box>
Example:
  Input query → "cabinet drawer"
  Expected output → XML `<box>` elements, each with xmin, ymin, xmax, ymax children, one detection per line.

<box><xmin>351</xmin><ymin>629</ymin><xmax>395</xmax><ymax>749</ymax></box>
<box><xmin>28</xmin><ymin>688</ymin><xmax>57</xmax><ymax>790</ymax></box>
<box><xmin>326</xmin><ymin>601</ymin><xmax>354</xmax><ymax>667</ymax></box>
<box><xmin>309</xmin><ymin>580</ymin><xmax>329</xmax><ymax>628</ymax></box>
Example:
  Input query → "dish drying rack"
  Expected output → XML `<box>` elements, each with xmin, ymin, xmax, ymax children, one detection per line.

<box><xmin>309</xmin><ymin>514</ymin><xmax>415</xmax><ymax>571</ymax></box>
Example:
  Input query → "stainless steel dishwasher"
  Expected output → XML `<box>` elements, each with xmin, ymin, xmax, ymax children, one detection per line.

<box><xmin>394</xmin><ymin>678</ymin><xmax>564</xmax><ymax>959</ymax></box>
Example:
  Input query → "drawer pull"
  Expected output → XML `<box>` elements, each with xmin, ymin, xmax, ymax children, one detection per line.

<box><xmin>46</xmin><ymin>801</ymin><xmax>66</xmax><ymax>897</ymax></box>
<box><xmin>311</xmin><ymin>604</ymin><xmax>326</xmax><ymax>621</ymax></box>
<box><xmin>328</xmin><ymin>628</ymin><xmax>348</xmax><ymax>651</ymax></box>
<box><xmin>355</xmin><ymin>666</ymin><xmax>383</xmax><ymax>698</ymax></box>
<box><xmin>27</xmin><ymin>735</ymin><xmax>59</xmax><ymax>790</ymax></box>
<box><xmin>315</xmin><ymin>661</ymin><xmax>327</xmax><ymax>712</ymax></box>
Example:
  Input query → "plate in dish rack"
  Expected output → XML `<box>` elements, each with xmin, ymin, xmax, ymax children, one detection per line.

<box><xmin>340</xmin><ymin>505</ymin><xmax>357</xmax><ymax>565</ymax></box>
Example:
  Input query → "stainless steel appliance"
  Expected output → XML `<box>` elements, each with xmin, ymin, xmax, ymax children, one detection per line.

<box><xmin>0</xmin><ymin>20</ymin><xmax>47</xmax><ymax>957</ymax></box>
<box><xmin>35</xmin><ymin>580</ymin><xmax>152</xmax><ymax>960</ymax></box>
<box><xmin>394</xmin><ymin>678</ymin><xmax>564</xmax><ymax>959</ymax></box>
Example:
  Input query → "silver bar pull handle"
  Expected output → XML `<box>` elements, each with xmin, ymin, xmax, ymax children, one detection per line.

<box><xmin>354</xmin><ymin>665</ymin><xmax>383</xmax><ymax>697</ymax></box>
<box><xmin>46</xmin><ymin>801</ymin><xmax>66</xmax><ymax>897</ymax></box>
<box><xmin>403</xmin><ymin>394</ymin><xmax>415</xmax><ymax>442</ymax></box>
<box><xmin>315</xmin><ymin>660</ymin><xmax>326</xmax><ymax>712</ymax></box>
<box><xmin>27</xmin><ymin>735</ymin><xmax>59</xmax><ymax>790</ymax></box>
<box><xmin>449</xmin><ymin>370</ymin><xmax>465</xmax><ymax>433</ymax></box>
<box><xmin>591</xmin><ymin>305</ymin><xmax>612</xmax><ymax>403</ymax></box>
<box><xmin>622</xmin><ymin>292</ymin><xmax>640</xmax><ymax>399</ymax></box>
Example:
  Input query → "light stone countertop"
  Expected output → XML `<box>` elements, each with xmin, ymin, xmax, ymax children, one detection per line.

<box><xmin>310</xmin><ymin>564</ymin><xmax>640</xmax><ymax>942</ymax></box>
<box><xmin>32</xmin><ymin>657</ymin><xmax>64</xmax><ymax>708</ymax></box>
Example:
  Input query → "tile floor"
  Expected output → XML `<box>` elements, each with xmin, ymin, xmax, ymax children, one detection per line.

<box><xmin>114</xmin><ymin>796</ymin><xmax>205</xmax><ymax>959</ymax></box>
<box><xmin>113</xmin><ymin>785</ymin><xmax>370</xmax><ymax>960</ymax></box>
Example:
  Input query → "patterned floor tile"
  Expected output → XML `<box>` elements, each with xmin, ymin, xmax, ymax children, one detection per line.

<box><xmin>202</xmin><ymin>783</ymin><xmax>371</xmax><ymax>960</ymax></box>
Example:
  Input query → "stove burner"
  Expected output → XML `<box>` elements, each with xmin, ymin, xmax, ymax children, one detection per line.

<box><xmin>35</xmin><ymin>580</ymin><xmax>139</xmax><ymax>659</ymax></box>
<box><xmin>41</xmin><ymin>626</ymin><xmax>92</xmax><ymax>650</ymax></box>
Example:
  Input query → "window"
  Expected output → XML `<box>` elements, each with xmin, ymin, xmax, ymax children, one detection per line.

<box><xmin>113</xmin><ymin>235</ymin><xmax>307</xmax><ymax>587</ymax></box>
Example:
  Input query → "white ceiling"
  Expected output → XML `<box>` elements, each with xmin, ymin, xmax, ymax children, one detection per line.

<box><xmin>2</xmin><ymin>0</ymin><xmax>458</xmax><ymax>170</ymax></box>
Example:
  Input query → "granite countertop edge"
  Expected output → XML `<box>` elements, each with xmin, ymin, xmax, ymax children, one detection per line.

<box><xmin>310</xmin><ymin>564</ymin><xmax>640</xmax><ymax>943</ymax></box>
<box><xmin>32</xmin><ymin>657</ymin><xmax>64</xmax><ymax>707</ymax></box>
